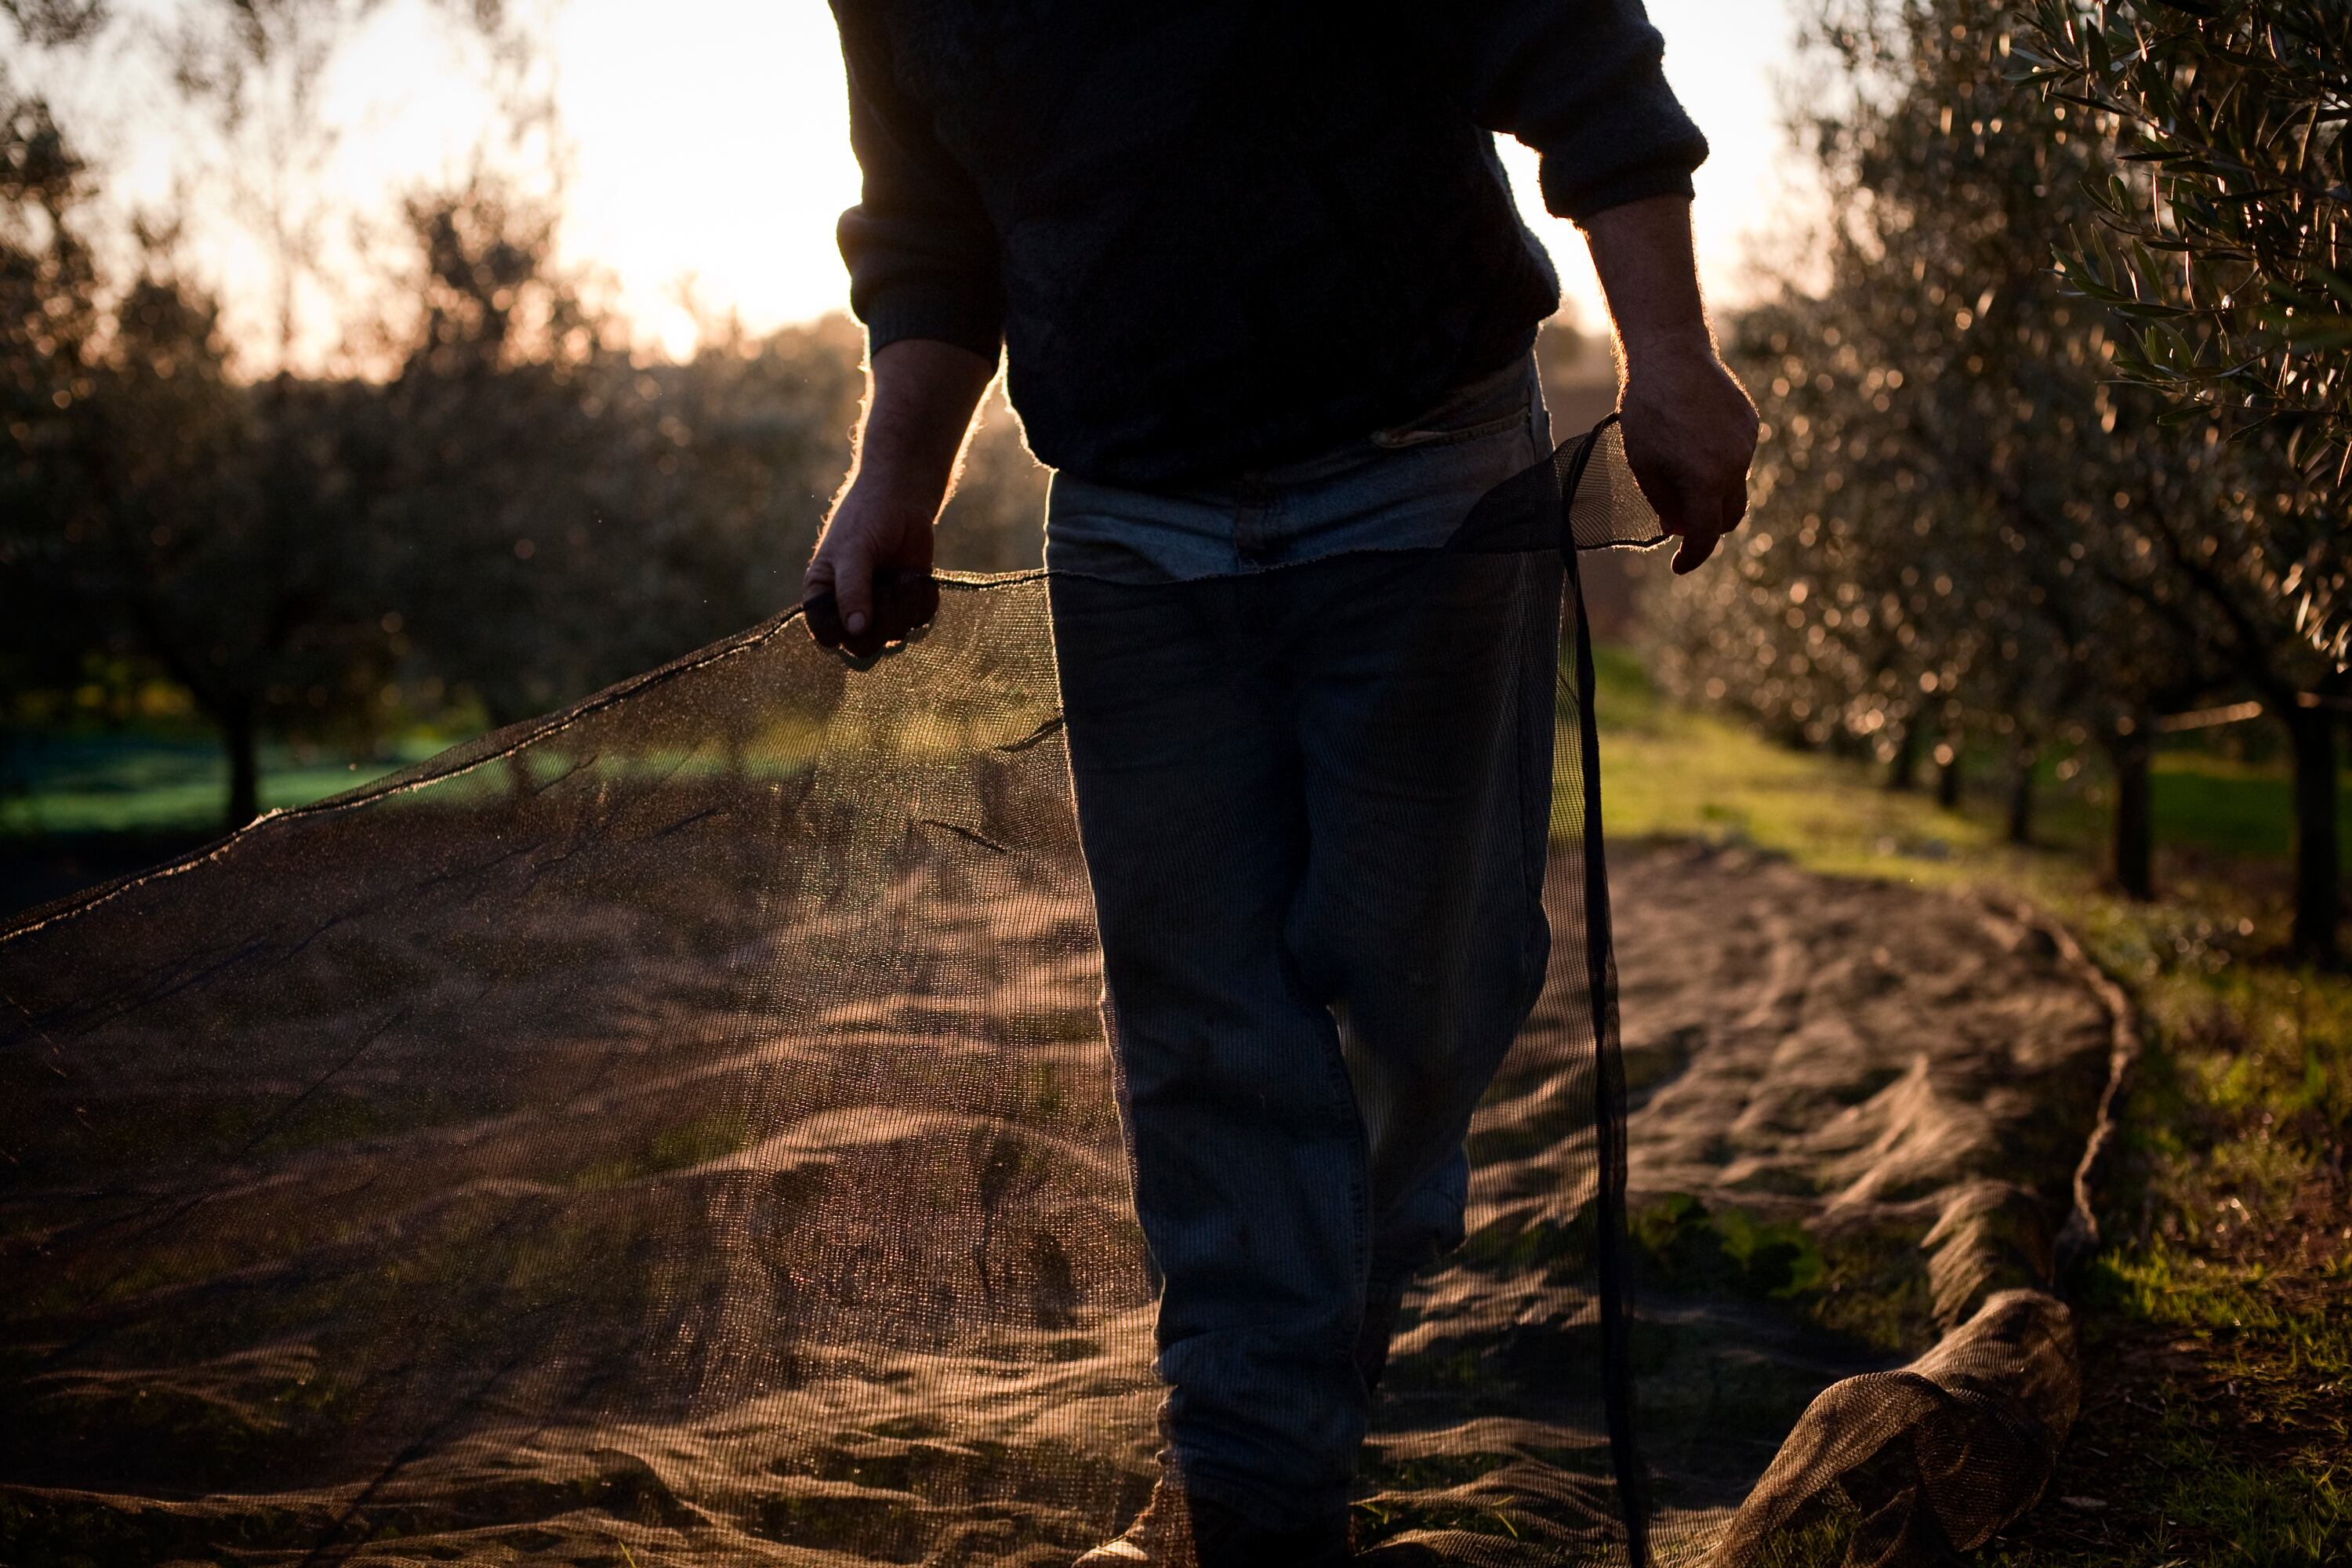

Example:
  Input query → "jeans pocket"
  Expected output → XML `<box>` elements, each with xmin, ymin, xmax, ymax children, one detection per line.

<box><xmin>1368</xmin><ymin>359</ymin><xmax>1539</xmax><ymax>451</ymax></box>
<box><xmin>1367</xmin><ymin>406</ymin><xmax>1530</xmax><ymax>451</ymax></box>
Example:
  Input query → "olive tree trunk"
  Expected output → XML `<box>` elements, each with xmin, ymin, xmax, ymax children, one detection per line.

<box><xmin>1886</xmin><ymin>720</ymin><xmax>1922</xmax><ymax>792</ymax></box>
<box><xmin>2107</xmin><ymin>728</ymin><xmax>2153</xmax><ymax>901</ymax></box>
<box><xmin>2005</xmin><ymin>744</ymin><xmax>2037</xmax><ymax>846</ymax></box>
<box><xmin>2286</xmin><ymin>701</ymin><xmax>2341</xmax><ymax>963</ymax></box>
<box><xmin>223</xmin><ymin>701</ymin><xmax>261</xmax><ymax>830</ymax></box>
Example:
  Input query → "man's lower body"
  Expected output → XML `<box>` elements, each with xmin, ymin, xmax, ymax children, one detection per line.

<box><xmin>1045</xmin><ymin>357</ymin><xmax>1562</xmax><ymax>1558</ymax></box>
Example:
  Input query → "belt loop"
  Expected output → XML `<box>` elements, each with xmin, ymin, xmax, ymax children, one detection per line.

<box><xmin>1233</xmin><ymin>475</ymin><xmax>1278</xmax><ymax>563</ymax></box>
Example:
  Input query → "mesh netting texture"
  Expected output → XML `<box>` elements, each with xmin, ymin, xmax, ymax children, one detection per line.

<box><xmin>0</xmin><ymin>423</ymin><xmax>2120</xmax><ymax>1567</ymax></box>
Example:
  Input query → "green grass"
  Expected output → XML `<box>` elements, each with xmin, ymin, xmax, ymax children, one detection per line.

<box><xmin>1975</xmin><ymin>1241</ymin><xmax>2352</xmax><ymax>1567</ymax></box>
<box><xmin>1586</xmin><ymin>644</ymin><xmax>2352</xmax><ymax>884</ymax></box>
<box><xmin>0</xmin><ymin>731</ymin><xmax>453</xmax><ymax>836</ymax></box>
<box><xmin>11</xmin><ymin>651</ymin><xmax>2338</xmax><ymax>863</ymax></box>
<box><xmin>1589</xmin><ymin>645</ymin><xmax>2016</xmax><ymax>885</ymax></box>
<box><xmin>2147</xmin><ymin>754</ymin><xmax>2352</xmax><ymax>867</ymax></box>
<box><xmin>1585</xmin><ymin>643</ymin><xmax>2352</xmax><ymax>1568</ymax></box>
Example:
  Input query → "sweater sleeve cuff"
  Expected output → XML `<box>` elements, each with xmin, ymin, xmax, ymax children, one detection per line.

<box><xmin>1548</xmin><ymin>163</ymin><xmax>1698</xmax><ymax>228</ymax></box>
<box><xmin>860</xmin><ymin>287</ymin><xmax>1006</xmax><ymax>362</ymax></box>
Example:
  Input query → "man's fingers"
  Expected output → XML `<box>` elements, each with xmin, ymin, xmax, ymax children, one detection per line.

<box><xmin>1679</xmin><ymin>485</ymin><xmax>1748</xmax><ymax>574</ymax></box>
<box><xmin>1654</xmin><ymin>470</ymin><xmax>1748</xmax><ymax>574</ymax></box>
<box><xmin>829</xmin><ymin>535</ymin><xmax>877</xmax><ymax>639</ymax></box>
<box><xmin>800</xmin><ymin>555</ymin><xmax>844</xmax><ymax>648</ymax></box>
<box><xmin>880</xmin><ymin>570</ymin><xmax>942</xmax><ymax>644</ymax></box>
<box><xmin>1622</xmin><ymin>448</ymin><xmax>1681</xmax><ymax>539</ymax></box>
<box><xmin>1671</xmin><ymin>528</ymin><xmax>1720</xmax><ymax>575</ymax></box>
<box><xmin>804</xmin><ymin>528</ymin><xmax>941</xmax><ymax>661</ymax></box>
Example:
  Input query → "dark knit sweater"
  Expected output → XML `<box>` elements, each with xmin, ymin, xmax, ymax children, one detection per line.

<box><xmin>829</xmin><ymin>1</ymin><xmax>1707</xmax><ymax>488</ymax></box>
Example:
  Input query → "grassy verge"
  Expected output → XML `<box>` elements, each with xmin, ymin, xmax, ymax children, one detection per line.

<box><xmin>0</xmin><ymin>731</ymin><xmax>455</xmax><ymax>837</ymax></box>
<box><xmin>0</xmin><ymin>730</ymin><xmax>464</xmax><ymax>920</ymax></box>
<box><xmin>1587</xmin><ymin>647</ymin><xmax>2351</xmax><ymax>1567</ymax></box>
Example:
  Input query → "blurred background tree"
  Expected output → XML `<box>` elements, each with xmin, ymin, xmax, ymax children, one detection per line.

<box><xmin>0</xmin><ymin>1</ymin><xmax>1053</xmax><ymax>848</ymax></box>
<box><xmin>1</xmin><ymin>78</ymin><xmax>104</xmax><ymax>790</ymax></box>
<box><xmin>1655</xmin><ymin>0</ymin><xmax>2346</xmax><ymax>960</ymax></box>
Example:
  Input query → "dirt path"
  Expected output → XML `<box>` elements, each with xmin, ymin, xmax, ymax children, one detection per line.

<box><xmin>1352</xmin><ymin>844</ymin><xmax>2115</xmax><ymax>1564</ymax></box>
<box><xmin>0</xmin><ymin>585</ymin><xmax>2122</xmax><ymax>1567</ymax></box>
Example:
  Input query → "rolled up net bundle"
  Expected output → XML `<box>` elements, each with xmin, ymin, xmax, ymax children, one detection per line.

<box><xmin>0</xmin><ymin>421</ymin><xmax>2104</xmax><ymax>1568</ymax></box>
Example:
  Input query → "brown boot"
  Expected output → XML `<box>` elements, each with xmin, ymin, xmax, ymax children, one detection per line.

<box><xmin>1076</xmin><ymin>1477</ymin><xmax>1351</xmax><ymax>1567</ymax></box>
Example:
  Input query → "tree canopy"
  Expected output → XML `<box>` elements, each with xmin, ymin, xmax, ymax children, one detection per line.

<box><xmin>1658</xmin><ymin>0</ymin><xmax>2346</xmax><ymax>958</ymax></box>
<box><xmin>0</xmin><ymin>74</ymin><xmax>1046</xmax><ymax>828</ymax></box>
<box><xmin>2016</xmin><ymin>0</ymin><xmax>2350</xmax><ymax>663</ymax></box>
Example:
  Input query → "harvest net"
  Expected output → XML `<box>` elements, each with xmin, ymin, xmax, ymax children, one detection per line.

<box><xmin>0</xmin><ymin>424</ymin><xmax>2108</xmax><ymax>1567</ymax></box>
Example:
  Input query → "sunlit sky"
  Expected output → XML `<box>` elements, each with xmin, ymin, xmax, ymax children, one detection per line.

<box><xmin>53</xmin><ymin>0</ymin><xmax>1809</xmax><ymax>368</ymax></box>
<box><xmin>546</xmin><ymin>0</ymin><xmax>1808</xmax><ymax>358</ymax></box>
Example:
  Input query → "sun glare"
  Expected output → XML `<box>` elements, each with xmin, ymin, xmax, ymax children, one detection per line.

<box><xmin>550</xmin><ymin>0</ymin><xmax>865</xmax><ymax>359</ymax></box>
<box><xmin>541</xmin><ymin>0</ymin><xmax>1801</xmax><ymax>356</ymax></box>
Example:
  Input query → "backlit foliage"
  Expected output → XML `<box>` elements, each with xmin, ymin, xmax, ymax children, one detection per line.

<box><xmin>1657</xmin><ymin>0</ymin><xmax>2346</xmax><ymax>953</ymax></box>
<box><xmin>2016</xmin><ymin>0</ymin><xmax>2350</xmax><ymax>663</ymax></box>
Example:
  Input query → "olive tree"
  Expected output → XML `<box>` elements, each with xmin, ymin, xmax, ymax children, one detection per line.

<box><xmin>1666</xmin><ymin>0</ymin><xmax>2347</xmax><ymax>954</ymax></box>
<box><xmin>2016</xmin><ymin>0</ymin><xmax>2350</xmax><ymax>667</ymax></box>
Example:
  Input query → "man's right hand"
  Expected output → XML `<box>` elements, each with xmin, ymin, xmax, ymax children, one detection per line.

<box><xmin>804</xmin><ymin>485</ymin><xmax>941</xmax><ymax>658</ymax></box>
<box><xmin>803</xmin><ymin>337</ymin><xmax>997</xmax><ymax>659</ymax></box>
